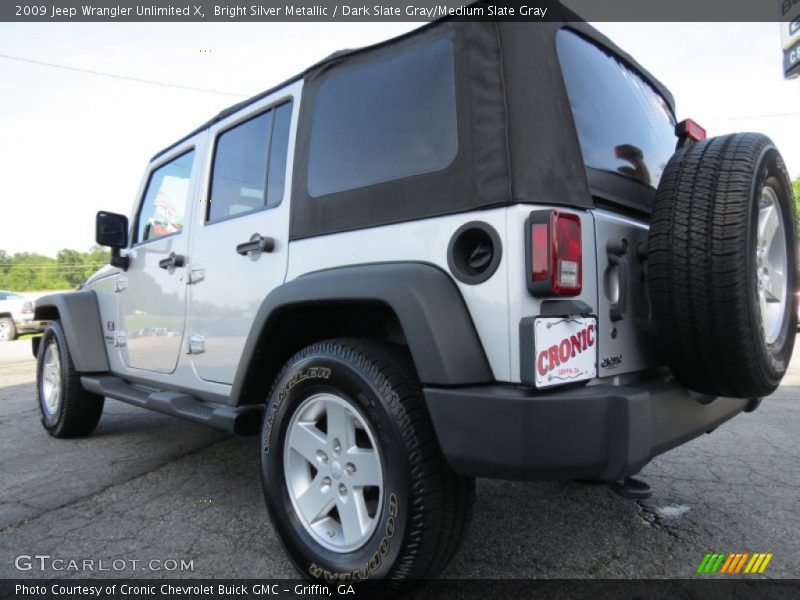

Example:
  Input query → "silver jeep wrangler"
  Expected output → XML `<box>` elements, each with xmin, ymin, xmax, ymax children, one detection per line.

<box><xmin>33</xmin><ymin>13</ymin><xmax>797</xmax><ymax>592</ymax></box>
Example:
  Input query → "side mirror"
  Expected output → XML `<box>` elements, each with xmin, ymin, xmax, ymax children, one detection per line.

<box><xmin>96</xmin><ymin>211</ymin><xmax>130</xmax><ymax>270</ymax></box>
<box><xmin>96</xmin><ymin>211</ymin><xmax>128</xmax><ymax>247</ymax></box>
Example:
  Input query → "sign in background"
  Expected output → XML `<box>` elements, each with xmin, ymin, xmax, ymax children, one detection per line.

<box><xmin>782</xmin><ymin>0</ymin><xmax>800</xmax><ymax>78</ymax></box>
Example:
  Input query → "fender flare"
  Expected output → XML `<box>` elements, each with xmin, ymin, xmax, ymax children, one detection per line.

<box><xmin>34</xmin><ymin>290</ymin><xmax>109</xmax><ymax>373</ymax></box>
<box><xmin>230</xmin><ymin>262</ymin><xmax>493</xmax><ymax>405</ymax></box>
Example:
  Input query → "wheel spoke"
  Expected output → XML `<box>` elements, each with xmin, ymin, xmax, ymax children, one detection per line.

<box><xmin>759</xmin><ymin>204</ymin><xmax>779</xmax><ymax>246</ymax></box>
<box><xmin>758</xmin><ymin>289</ymin><xmax>770</xmax><ymax>331</ymax></box>
<box><xmin>346</xmin><ymin>449</ymin><xmax>382</xmax><ymax>488</ymax></box>
<box><xmin>296</xmin><ymin>477</ymin><xmax>334</xmax><ymax>523</ymax></box>
<box><xmin>47</xmin><ymin>384</ymin><xmax>58</xmax><ymax>408</ymax></box>
<box><xmin>764</xmin><ymin>266</ymin><xmax>786</xmax><ymax>302</ymax></box>
<box><xmin>337</xmin><ymin>491</ymin><xmax>369</xmax><ymax>546</ymax></box>
<box><xmin>325</xmin><ymin>401</ymin><xmax>354</xmax><ymax>450</ymax></box>
<box><xmin>287</xmin><ymin>422</ymin><xmax>327</xmax><ymax>465</ymax></box>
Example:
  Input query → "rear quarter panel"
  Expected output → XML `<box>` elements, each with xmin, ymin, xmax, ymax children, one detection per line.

<box><xmin>286</xmin><ymin>209</ymin><xmax>513</xmax><ymax>381</ymax></box>
<box><xmin>287</xmin><ymin>204</ymin><xmax>600</xmax><ymax>384</ymax></box>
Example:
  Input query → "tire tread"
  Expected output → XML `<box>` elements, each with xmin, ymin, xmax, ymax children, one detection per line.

<box><xmin>272</xmin><ymin>338</ymin><xmax>474</xmax><ymax>585</ymax></box>
<box><xmin>648</xmin><ymin>133</ymin><xmax>796</xmax><ymax>397</ymax></box>
<box><xmin>38</xmin><ymin>321</ymin><xmax>104</xmax><ymax>437</ymax></box>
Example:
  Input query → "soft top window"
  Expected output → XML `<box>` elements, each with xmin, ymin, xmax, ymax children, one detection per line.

<box><xmin>307</xmin><ymin>38</ymin><xmax>458</xmax><ymax>197</ymax></box>
<box><xmin>207</xmin><ymin>101</ymin><xmax>293</xmax><ymax>223</ymax></box>
<box><xmin>556</xmin><ymin>29</ymin><xmax>676</xmax><ymax>189</ymax></box>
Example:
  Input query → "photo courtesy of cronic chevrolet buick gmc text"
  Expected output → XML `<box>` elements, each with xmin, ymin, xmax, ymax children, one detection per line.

<box><xmin>31</xmin><ymin>9</ymin><xmax>797</xmax><ymax>594</ymax></box>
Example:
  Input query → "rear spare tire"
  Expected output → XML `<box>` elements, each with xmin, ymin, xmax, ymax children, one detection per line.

<box><xmin>649</xmin><ymin>133</ymin><xmax>797</xmax><ymax>398</ymax></box>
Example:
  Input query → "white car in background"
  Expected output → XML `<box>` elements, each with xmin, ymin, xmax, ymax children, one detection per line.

<box><xmin>0</xmin><ymin>291</ymin><xmax>44</xmax><ymax>341</ymax></box>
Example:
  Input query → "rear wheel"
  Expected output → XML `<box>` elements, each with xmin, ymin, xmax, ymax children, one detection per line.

<box><xmin>260</xmin><ymin>339</ymin><xmax>474</xmax><ymax>593</ymax></box>
<box><xmin>0</xmin><ymin>318</ymin><xmax>17</xmax><ymax>342</ymax></box>
<box><xmin>37</xmin><ymin>321</ymin><xmax>104</xmax><ymax>437</ymax></box>
<box><xmin>648</xmin><ymin>133</ymin><xmax>797</xmax><ymax>398</ymax></box>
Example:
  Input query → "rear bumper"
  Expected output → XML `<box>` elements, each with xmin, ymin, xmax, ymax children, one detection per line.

<box><xmin>423</xmin><ymin>376</ymin><xmax>751</xmax><ymax>482</ymax></box>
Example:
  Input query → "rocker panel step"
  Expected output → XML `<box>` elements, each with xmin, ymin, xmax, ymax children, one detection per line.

<box><xmin>80</xmin><ymin>375</ymin><xmax>262</xmax><ymax>435</ymax></box>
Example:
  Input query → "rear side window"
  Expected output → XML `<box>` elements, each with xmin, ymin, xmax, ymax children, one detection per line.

<box><xmin>307</xmin><ymin>38</ymin><xmax>458</xmax><ymax>197</ymax></box>
<box><xmin>136</xmin><ymin>150</ymin><xmax>195</xmax><ymax>243</ymax></box>
<box><xmin>208</xmin><ymin>101</ymin><xmax>293</xmax><ymax>223</ymax></box>
<box><xmin>556</xmin><ymin>29</ymin><xmax>676</xmax><ymax>188</ymax></box>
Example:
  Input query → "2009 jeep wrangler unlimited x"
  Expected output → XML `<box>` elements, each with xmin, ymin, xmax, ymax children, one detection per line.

<box><xmin>33</xmin><ymin>11</ymin><xmax>796</xmax><ymax>591</ymax></box>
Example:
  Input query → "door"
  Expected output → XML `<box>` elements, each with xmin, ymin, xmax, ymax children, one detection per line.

<box><xmin>117</xmin><ymin>142</ymin><xmax>202</xmax><ymax>373</ymax></box>
<box><xmin>187</xmin><ymin>89</ymin><xmax>298</xmax><ymax>384</ymax></box>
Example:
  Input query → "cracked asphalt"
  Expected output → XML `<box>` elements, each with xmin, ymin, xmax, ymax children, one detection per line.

<box><xmin>0</xmin><ymin>339</ymin><xmax>798</xmax><ymax>581</ymax></box>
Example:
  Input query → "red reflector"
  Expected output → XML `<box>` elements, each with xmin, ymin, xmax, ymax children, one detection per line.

<box><xmin>676</xmin><ymin>118</ymin><xmax>706</xmax><ymax>143</ymax></box>
<box><xmin>531</xmin><ymin>223</ymin><xmax>549</xmax><ymax>282</ymax></box>
<box><xmin>527</xmin><ymin>210</ymin><xmax>582</xmax><ymax>297</ymax></box>
<box><xmin>551</xmin><ymin>211</ymin><xmax>582</xmax><ymax>295</ymax></box>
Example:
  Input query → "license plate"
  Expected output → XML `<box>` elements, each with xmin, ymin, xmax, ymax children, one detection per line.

<box><xmin>533</xmin><ymin>317</ymin><xmax>597</xmax><ymax>388</ymax></box>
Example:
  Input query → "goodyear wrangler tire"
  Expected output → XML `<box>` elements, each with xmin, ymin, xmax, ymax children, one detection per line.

<box><xmin>260</xmin><ymin>338</ymin><xmax>474</xmax><ymax>593</ymax></box>
<box><xmin>37</xmin><ymin>321</ymin><xmax>105</xmax><ymax>437</ymax></box>
<box><xmin>648</xmin><ymin>133</ymin><xmax>797</xmax><ymax>398</ymax></box>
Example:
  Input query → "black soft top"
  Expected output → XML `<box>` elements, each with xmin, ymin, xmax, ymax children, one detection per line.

<box><xmin>153</xmin><ymin>3</ymin><xmax>677</xmax><ymax>238</ymax></box>
<box><xmin>152</xmin><ymin>4</ymin><xmax>674</xmax><ymax>162</ymax></box>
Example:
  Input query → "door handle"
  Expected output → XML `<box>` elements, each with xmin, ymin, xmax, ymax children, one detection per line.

<box><xmin>158</xmin><ymin>252</ymin><xmax>186</xmax><ymax>270</ymax></box>
<box><xmin>236</xmin><ymin>234</ymin><xmax>275</xmax><ymax>256</ymax></box>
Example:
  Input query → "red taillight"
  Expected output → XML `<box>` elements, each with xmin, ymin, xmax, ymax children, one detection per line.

<box><xmin>526</xmin><ymin>210</ymin><xmax>582</xmax><ymax>296</ymax></box>
<box><xmin>552</xmin><ymin>212</ymin><xmax>581</xmax><ymax>294</ymax></box>
<box><xmin>675</xmin><ymin>118</ymin><xmax>706</xmax><ymax>145</ymax></box>
<box><xmin>531</xmin><ymin>223</ymin><xmax>549</xmax><ymax>282</ymax></box>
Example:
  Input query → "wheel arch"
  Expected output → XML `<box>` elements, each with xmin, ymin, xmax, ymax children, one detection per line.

<box><xmin>229</xmin><ymin>262</ymin><xmax>493</xmax><ymax>407</ymax></box>
<box><xmin>34</xmin><ymin>290</ymin><xmax>109</xmax><ymax>373</ymax></box>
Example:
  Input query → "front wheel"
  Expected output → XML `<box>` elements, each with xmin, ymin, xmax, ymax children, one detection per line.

<box><xmin>260</xmin><ymin>339</ymin><xmax>474</xmax><ymax>592</ymax></box>
<box><xmin>37</xmin><ymin>321</ymin><xmax>104</xmax><ymax>437</ymax></box>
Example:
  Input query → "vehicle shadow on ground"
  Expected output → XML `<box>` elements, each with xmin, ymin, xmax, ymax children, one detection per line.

<box><xmin>87</xmin><ymin>431</ymin><xmax>680</xmax><ymax>580</ymax></box>
<box><xmin>3</xmin><ymin>384</ymin><xmax>798</xmax><ymax>579</ymax></box>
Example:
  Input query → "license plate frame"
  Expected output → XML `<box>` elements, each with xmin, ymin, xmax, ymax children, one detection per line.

<box><xmin>533</xmin><ymin>317</ymin><xmax>597</xmax><ymax>389</ymax></box>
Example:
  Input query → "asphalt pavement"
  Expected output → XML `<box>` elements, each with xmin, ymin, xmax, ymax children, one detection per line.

<box><xmin>0</xmin><ymin>339</ymin><xmax>798</xmax><ymax>581</ymax></box>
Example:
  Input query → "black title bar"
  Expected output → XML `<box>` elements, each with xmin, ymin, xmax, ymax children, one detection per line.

<box><xmin>1</xmin><ymin>0</ymin><xmax>797</xmax><ymax>22</ymax></box>
<box><xmin>2</xmin><ymin>579</ymin><xmax>800</xmax><ymax>600</ymax></box>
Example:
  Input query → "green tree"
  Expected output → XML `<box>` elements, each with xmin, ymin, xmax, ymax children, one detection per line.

<box><xmin>793</xmin><ymin>179</ymin><xmax>800</xmax><ymax>232</ymax></box>
<box><xmin>0</xmin><ymin>247</ymin><xmax>109</xmax><ymax>292</ymax></box>
<box><xmin>56</xmin><ymin>249</ymin><xmax>84</xmax><ymax>288</ymax></box>
<box><xmin>794</xmin><ymin>178</ymin><xmax>800</xmax><ymax>209</ymax></box>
